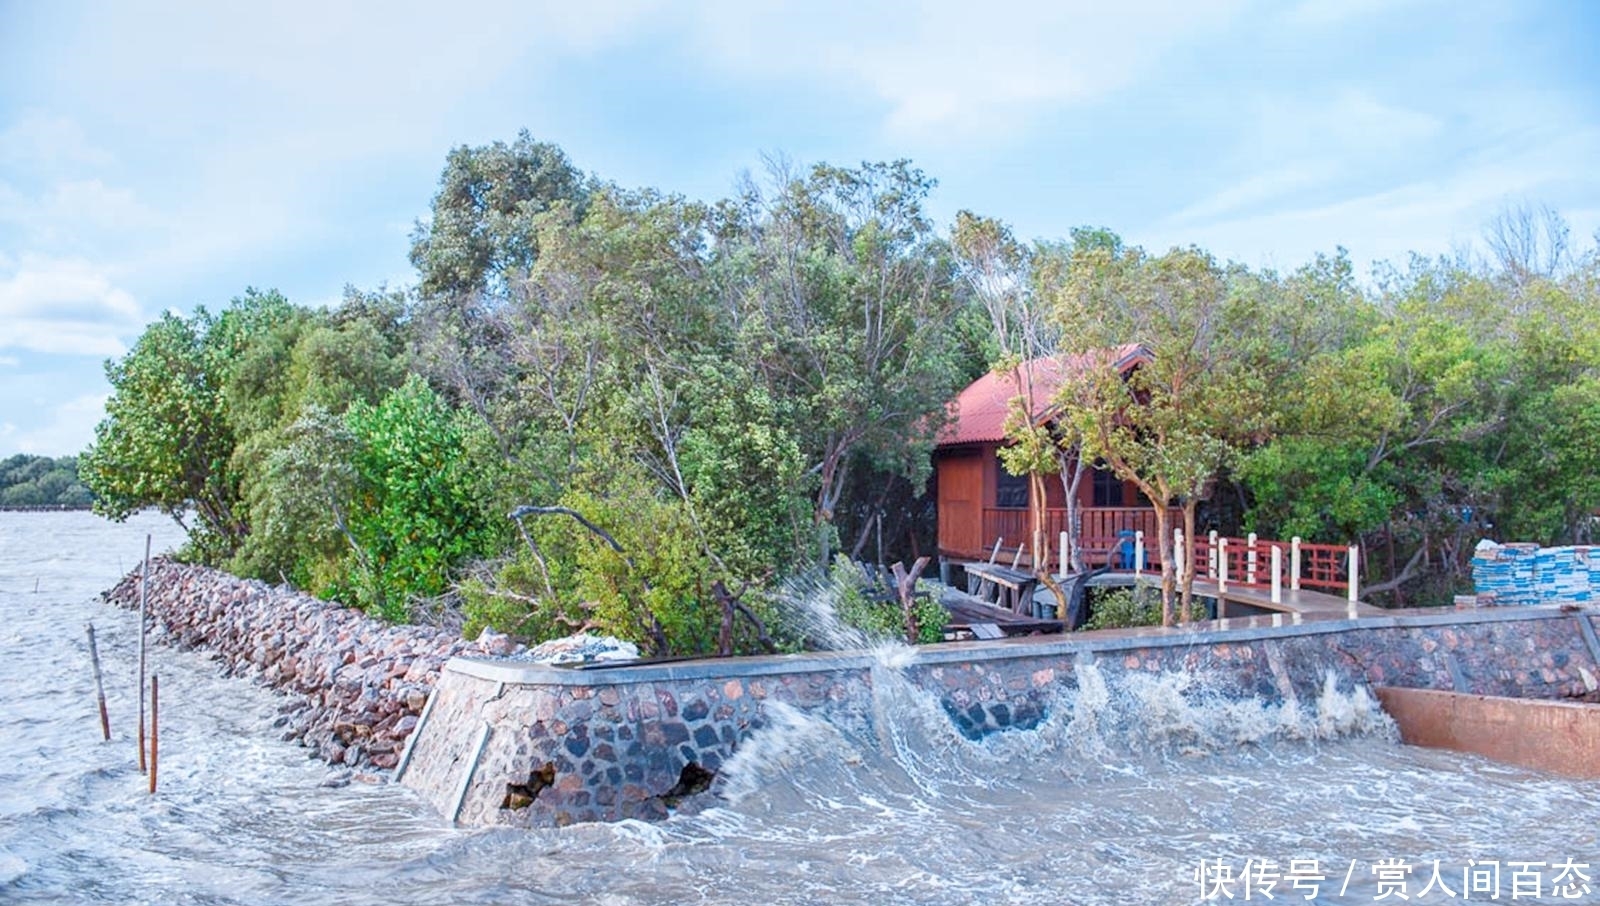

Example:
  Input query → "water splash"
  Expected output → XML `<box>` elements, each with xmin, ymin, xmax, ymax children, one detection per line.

<box><xmin>770</xmin><ymin>569</ymin><xmax>875</xmax><ymax>651</ymax></box>
<box><xmin>717</xmin><ymin>658</ymin><xmax>1397</xmax><ymax>811</ymax></box>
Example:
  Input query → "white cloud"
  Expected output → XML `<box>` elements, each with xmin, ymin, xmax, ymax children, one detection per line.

<box><xmin>1151</xmin><ymin>124</ymin><xmax>1600</xmax><ymax>271</ymax></box>
<box><xmin>1168</xmin><ymin>163</ymin><xmax>1340</xmax><ymax>226</ymax></box>
<box><xmin>3</xmin><ymin>392</ymin><xmax>108</xmax><ymax>456</ymax></box>
<box><xmin>682</xmin><ymin>0</ymin><xmax>1248</xmax><ymax>141</ymax></box>
<box><xmin>0</xmin><ymin>177</ymin><xmax>164</xmax><ymax>249</ymax></box>
<box><xmin>0</xmin><ymin>111</ymin><xmax>113</xmax><ymax>172</ymax></box>
<box><xmin>0</xmin><ymin>257</ymin><xmax>144</xmax><ymax>356</ymax></box>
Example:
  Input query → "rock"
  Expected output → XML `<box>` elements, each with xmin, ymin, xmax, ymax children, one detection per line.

<box><xmin>100</xmin><ymin>557</ymin><xmax>492</xmax><ymax>774</ymax></box>
<box><xmin>477</xmin><ymin>627</ymin><xmax>515</xmax><ymax>657</ymax></box>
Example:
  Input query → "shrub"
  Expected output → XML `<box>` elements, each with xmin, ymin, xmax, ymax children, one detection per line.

<box><xmin>827</xmin><ymin>557</ymin><xmax>949</xmax><ymax>645</ymax></box>
<box><xmin>1084</xmin><ymin>583</ymin><xmax>1163</xmax><ymax>631</ymax></box>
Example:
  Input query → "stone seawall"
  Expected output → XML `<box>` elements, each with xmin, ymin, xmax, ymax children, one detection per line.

<box><xmin>399</xmin><ymin>606</ymin><xmax>1600</xmax><ymax>827</ymax></box>
<box><xmin>102</xmin><ymin>558</ymin><xmax>518</xmax><ymax>771</ymax></box>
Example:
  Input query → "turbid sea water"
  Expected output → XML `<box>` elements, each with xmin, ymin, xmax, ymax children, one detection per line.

<box><xmin>1</xmin><ymin>510</ymin><xmax>1597</xmax><ymax>905</ymax></box>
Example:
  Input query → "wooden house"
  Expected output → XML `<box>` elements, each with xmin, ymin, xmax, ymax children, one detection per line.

<box><xmin>933</xmin><ymin>346</ymin><xmax>1176</xmax><ymax>570</ymax></box>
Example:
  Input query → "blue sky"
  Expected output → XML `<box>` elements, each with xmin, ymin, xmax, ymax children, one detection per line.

<box><xmin>2</xmin><ymin>0</ymin><xmax>1597</xmax><ymax>457</ymax></box>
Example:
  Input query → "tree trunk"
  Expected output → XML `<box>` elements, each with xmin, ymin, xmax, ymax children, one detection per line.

<box><xmin>891</xmin><ymin>557</ymin><xmax>931</xmax><ymax>644</ymax></box>
<box><xmin>1057</xmin><ymin>450</ymin><xmax>1088</xmax><ymax>574</ymax></box>
<box><xmin>1030</xmin><ymin>472</ymin><xmax>1067</xmax><ymax>617</ymax></box>
<box><xmin>1151</xmin><ymin>503</ymin><xmax>1175</xmax><ymax>626</ymax></box>
<box><xmin>1179</xmin><ymin>501</ymin><xmax>1199</xmax><ymax>623</ymax></box>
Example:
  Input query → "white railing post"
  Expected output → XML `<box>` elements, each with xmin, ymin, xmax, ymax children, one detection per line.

<box><xmin>1290</xmin><ymin>537</ymin><xmax>1302</xmax><ymax>591</ymax></box>
<box><xmin>1347</xmin><ymin>544</ymin><xmax>1360</xmax><ymax>602</ymax></box>
<box><xmin>1058</xmin><ymin>531</ymin><xmax>1069</xmax><ymax>579</ymax></box>
<box><xmin>1208</xmin><ymin>530</ymin><xmax>1219</xmax><ymax>579</ymax></box>
<box><xmin>1271</xmin><ymin>544</ymin><xmax>1282</xmax><ymax>604</ymax></box>
<box><xmin>1134</xmin><ymin>530</ymin><xmax>1145</xmax><ymax>576</ymax></box>
<box><xmin>1218</xmin><ymin>537</ymin><xmax>1229</xmax><ymax>592</ymax></box>
<box><xmin>1174</xmin><ymin>527</ymin><xmax>1185</xmax><ymax>583</ymax></box>
<box><xmin>1246</xmin><ymin>532</ymin><xmax>1258</xmax><ymax>584</ymax></box>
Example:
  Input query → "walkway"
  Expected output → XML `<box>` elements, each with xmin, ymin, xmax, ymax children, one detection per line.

<box><xmin>1187</xmin><ymin>577</ymin><xmax>1382</xmax><ymax>618</ymax></box>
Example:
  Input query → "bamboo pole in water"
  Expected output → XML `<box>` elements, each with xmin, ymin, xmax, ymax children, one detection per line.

<box><xmin>148</xmin><ymin>674</ymin><xmax>158</xmax><ymax>795</ymax></box>
<box><xmin>137</xmin><ymin>534</ymin><xmax>150</xmax><ymax>773</ymax></box>
<box><xmin>86</xmin><ymin>623</ymin><xmax>110</xmax><ymax>741</ymax></box>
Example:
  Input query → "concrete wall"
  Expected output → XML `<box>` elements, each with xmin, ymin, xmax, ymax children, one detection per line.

<box><xmin>1375</xmin><ymin>686</ymin><xmax>1600</xmax><ymax>779</ymax></box>
<box><xmin>398</xmin><ymin>606</ymin><xmax>1600</xmax><ymax>827</ymax></box>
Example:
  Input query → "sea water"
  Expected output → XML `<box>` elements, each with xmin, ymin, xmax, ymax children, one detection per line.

<box><xmin>1</xmin><ymin>511</ymin><xmax>1597</xmax><ymax>905</ymax></box>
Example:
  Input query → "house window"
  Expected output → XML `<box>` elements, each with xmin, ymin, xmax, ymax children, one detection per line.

<box><xmin>995</xmin><ymin>456</ymin><xmax>1029</xmax><ymax>508</ymax></box>
<box><xmin>1092</xmin><ymin>468</ymin><xmax>1124</xmax><ymax>507</ymax></box>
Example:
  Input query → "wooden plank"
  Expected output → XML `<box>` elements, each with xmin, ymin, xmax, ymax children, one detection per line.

<box><xmin>970</xmin><ymin>623</ymin><xmax>1004</xmax><ymax>640</ymax></box>
<box><xmin>965</xmin><ymin>563</ymin><xmax>1030</xmax><ymax>590</ymax></box>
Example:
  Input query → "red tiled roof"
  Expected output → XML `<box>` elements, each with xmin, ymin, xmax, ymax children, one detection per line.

<box><xmin>936</xmin><ymin>345</ymin><xmax>1148</xmax><ymax>447</ymax></box>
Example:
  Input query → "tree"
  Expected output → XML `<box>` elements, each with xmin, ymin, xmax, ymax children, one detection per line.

<box><xmin>0</xmin><ymin>455</ymin><xmax>92</xmax><ymax>507</ymax></box>
<box><xmin>952</xmin><ymin>212</ymin><xmax>1089</xmax><ymax>607</ymax></box>
<box><xmin>340</xmin><ymin>376</ymin><xmax>492</xmax><ymax>620</ymax></box>
<box><xmin>1484</xmin><ymin>201</ymin><xmax>1572</xmax><ymax>291</ymax></box>
<box><xmin>226</xmin><ymin>294</ymin><xmax>409</xmax><ymax>583</ymax></box>
<box><xmin>409</xmin><ymin>130</ymin><xmax>589</xmax><ymax>298</ymax></box>
<box><xmin>1043</xmin><ymin>235</ymin><xmax>1270</xmax><ymax>624</ymax></box>
<box><xmin>714</xmin><ymin>160</ymin><xmax>967</xmax><ymax>565</ymax></box>
<box><xmin>82</xmin><ymin>308</ymin><xmax>246</xmax><ymax>561</ymax></box>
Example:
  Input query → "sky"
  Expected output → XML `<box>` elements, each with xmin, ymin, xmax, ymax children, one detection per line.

<box><xmin>2</xmin><ymin>0</ymin><xmax>1597</xmax><ymax>457</ymax></box>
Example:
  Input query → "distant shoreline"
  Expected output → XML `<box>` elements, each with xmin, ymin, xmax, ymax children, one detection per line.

<box><xmin>0</xmin><ymin>505</ymin><xmax>95</xmax><ymax>512</ymax></box>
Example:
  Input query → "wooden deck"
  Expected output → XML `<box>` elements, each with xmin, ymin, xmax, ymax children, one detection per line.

<box><xmin>940</xmin><ymin>556</ymin><xmax>1383</xmax><ymax>642</ymax></box>
<box><xmin>1187</xmin><ymin>578</ymin><xmax>1383</xmax><ymax>618</ymax></box>
<box><xmin>940</xmin><ymin>587</ymin><xmax>1062</xmax><ymax>639</ymax></box>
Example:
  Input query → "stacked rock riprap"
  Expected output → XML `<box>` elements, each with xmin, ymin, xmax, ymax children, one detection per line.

<box><xmin>102</xmin><ymin>557</ymin><xmax>523</xmax><ymax>771</ymax></box>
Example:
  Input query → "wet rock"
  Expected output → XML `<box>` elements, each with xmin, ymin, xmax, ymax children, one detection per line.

<box><xmin>101</xmin><ymin>556</ymin><xmax>526</xmax><ymax>773</ymax></box>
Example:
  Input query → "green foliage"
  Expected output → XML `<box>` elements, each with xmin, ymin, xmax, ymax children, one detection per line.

<box><xmin>462</xmin><ymin>458</ymin><xmax>720</xmax><ymax>655</ymax></box>
<box><xmin>1238</xmin><ymin>440</ymin><xmax>1400</xmax><ymax>541</ymax></box>
<box><xmin>81</xmin><ymin>307</ymin><xmax>245</xmax><ymax>562</ymax></box>
<box><xmin>675</xmin><ymin>362</ymin><xmax>811</xmax><ymax>579</ymax></box>
<box><xmin>824</xmin><ymin>558</ymin><xmax>949</xmax><ymax>645</ymax></box>
<box><xmin>0</xmin><ymin>455</ymin><xmax>92</xmax><ymax>507</ymax></box>
<box><xmin>86</xmin><ymin>132</ymin><xmax>1600</xmax><ymax>631</ymax></box>
<box><xmin>1084</xmin><ymin>584</ymin><xmax>1163</xmax><ymax>631</ymax></box>
<box><xmin>716</xmin><ymin>160</ymin><xmax>968</xmax><ymax>562</ymax></box>
<box><xmin>409</xmin><ymin>129</ymin><xmax>589</xmax><ymax>297</ymax></box>
<box><xmin>338</xmin><ymin>377</ymin><xmax>491</xmax><ymax>620</ymax></box>
<box><xmin>1042</xmin><ymin>238</ymin><xmax>1272</xmax><ymax>623</ymax></box>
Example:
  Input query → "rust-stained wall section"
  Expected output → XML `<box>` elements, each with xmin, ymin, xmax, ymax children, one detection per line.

<box><xmin>1375</xmin><ymin>686</ymin><xmax>1600</xmax><ymax>779</ymax></box>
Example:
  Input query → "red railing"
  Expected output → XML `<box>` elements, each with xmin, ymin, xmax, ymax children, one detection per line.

<box><xmin>978</xmin><ymin>506</ymin><xmax>1178</xmax><ymax>569</ymax></box>
<box><xmin>1189</xmin><ymin>534</ymin><xmax>1356</xmax><ymax>596</ymax></box>
<box><xmin>966</xmin><ymin>517</ymin><xmax>1360</xmax><ymax>597</ymax></box>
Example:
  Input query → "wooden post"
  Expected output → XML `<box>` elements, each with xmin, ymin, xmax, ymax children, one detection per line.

<box><xmin>1174</xmin><ymin>528</ymin><xmax>1185</xmax><ymax>583</ymax></box>
<box><xmin>1058</xmin><ymin>531</ymin><xmax>1069</xmax><ymax>579</ymax></box>
<box><xmin>1271</xmin><ymin>545</ymin><xmax>1283</xmax><ymax>604</ymax></box>
<box><xmin>86</xmin><ymin>623</ymin><xmax>110</xmax><ymax>741</ymax></box>
<box><xmin>1291</xmin><ymin>537</ymin><xmax>1302</xmax><ymax>591</ymax></box>
<box><xmin>1348</xmin><ymin>544</ymin><xmax>1360</xmax><ymax>603</ymax></box>
<box><xmin>1010</xmin><ymin>543</ymin><xmax>1025</xmax><ymax>570</ymax></box>
<box><xmin>137</xmin><ymin>534</ymin><xmax>150</xmax><ymax>773</ymax></box>
<box><xmin>1134</xmin><ymin>531</ymin><xmax>1144</xmax><ymax>577</ymax></box>
<box><xmin>1208</xmin><ymin>530</ymin><xmax>1219</xmax><ymax>579</ymax></box>
<box><xmin>1218</xmin><ymin>537</ymin><xmax>1229</xmax><ymax>592</ymax></box>
<box><xmin>1246</xmin><ymin>532</ymin><xmax>1258</xmax><ymax>584</ymax></box>
<box><xmin>148</xmin><ymin>674</ymin><xmax>158</xmax><ymax>795</ymax></box>
<box><xmin>988</xmin><ymin>538</ymin><xmax>1003</xmax><ymax>565</ymax></box>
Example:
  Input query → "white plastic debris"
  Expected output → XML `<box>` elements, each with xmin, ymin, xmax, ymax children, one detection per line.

<box><xmin>516</xmin><ymin>632</ymin><xmax>640</xmax><ymax>665</ymax></box>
